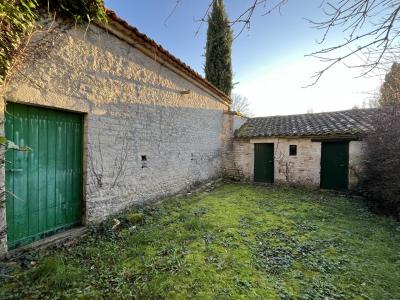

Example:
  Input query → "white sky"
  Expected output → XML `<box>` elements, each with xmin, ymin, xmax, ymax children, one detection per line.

<box><xmin>234</xmin><ymin>56</ymin><xmax>384</xmax><ymax>117</ymax></box>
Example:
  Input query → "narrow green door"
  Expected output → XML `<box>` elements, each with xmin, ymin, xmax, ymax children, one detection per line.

<box><xmin>254</xmin><ymin>143</ymin><xmax>274</xmax><ymax>183</ymax></box>
<box><xmin>5</xmin><ymin>102</ymin><xmax>83</xmax><ymax>249</ymax></box>
<box><xmin>320</xmin><ymin>142</ymin><xmax>349</xmax><ymax>190</ymax></box>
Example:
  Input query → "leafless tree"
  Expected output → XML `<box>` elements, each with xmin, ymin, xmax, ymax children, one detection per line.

<box><xmin>305</xmin><ymin>0</ymin><xmax>400</xmax><ymax>85</ymax></box>
<box><xmin>167</xmin><ymin>0</ymin><xmax>400</xmax><ymax>84</ymax></box>
<box><xmin>231</xmin><ymin>93</ymin><xmax>253</xmax><ymax>116</ymax></box>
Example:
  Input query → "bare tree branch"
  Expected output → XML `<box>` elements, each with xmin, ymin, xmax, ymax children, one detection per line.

<box><xmin>168</xmin><ymin>0</ymin><xmax>400</xmax><ymax>84</ymax></box>
<box><xmin>164</xmin><ymin>0</ymin><xmax>183</xmax><ymax>27</ymax></box>
<box><xmin>195</xmin><ymin>0</ymin><xmax>288</xmax><ymax>40</ymax></box>
<box><xmin>301</xmin><ymin>1</ymin><xmax>400</xmax><ymax>84</ymax></box>
<box><xmin>231</xmin><ymin>93</ymin><xmax>253</xmax><ymax>116</ymax></box>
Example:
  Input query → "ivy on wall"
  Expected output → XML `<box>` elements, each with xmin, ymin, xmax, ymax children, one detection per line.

<box><xmin>0</xmin><ymin>0</ymin><xmax>38</xmax><ymax>83</ymax></box>
<box><xmin>0</xmin><ymin>0</ymin><xmax>106</xmax><ymax>83</ymax></box>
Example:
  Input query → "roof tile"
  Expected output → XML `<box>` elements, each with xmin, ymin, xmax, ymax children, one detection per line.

<box><xmin>236</xmin><ymin>109</ymin><xmax>377</xmax><ymax>138</ymax></box>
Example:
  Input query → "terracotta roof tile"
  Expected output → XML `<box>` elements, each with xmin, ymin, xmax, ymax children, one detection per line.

<box><xmin>236</xmin><ymin>108</ymin><xmax>377</xmax><ymax>138</ymax></box>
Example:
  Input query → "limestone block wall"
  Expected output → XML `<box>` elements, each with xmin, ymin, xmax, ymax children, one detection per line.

<box><xmin>85</xmin><ymin>104</ymin><xmax>224</xmax><ymax>221</ymax></box>
<box><xmin>221</xmin><ymin>113</ymin><xmax>249</xmax><ymax>180</ymax></box>
<box><xmin>226</xmin><ymin>137</ymin><xmax>367</xmax><ymax>188</ymax></box>
<box><xmin>223</xmin><ymin>139</ymin><xmax>254</xmax><ymax>181</ymax></box>
<box><xmin>0</xmin><ymin>20</ymin><xmax>229</xmax><ymax>253</ymax></box>
<box><xmin>349</xmin><ymin>141</ymin><xmax>366</xmax><ymax>189</ymax></box>
<box><xmin>250</xmin><ymin>138</ymin><xmax>322</xmax><ymax>186</ymax></box>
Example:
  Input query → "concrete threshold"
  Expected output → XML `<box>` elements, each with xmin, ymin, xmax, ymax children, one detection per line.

<box><xmin>3</xmin><ymin>226</ymin><xmax>87</xmax><ymax>259</ymax></box>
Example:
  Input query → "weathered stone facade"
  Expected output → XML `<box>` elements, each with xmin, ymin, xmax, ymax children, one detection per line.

<box><xmin>221</xmin><ymin>112</ymin><xmax>248</xmax><ymax>179</ymax></box>
<box><xmin>0</xmin><ymin>20</ymin><xmax>230</xmax><ymax>253</ymax></box>
<box><xmin>224</xmin><ymin>137</ymin><xmax>366</xmax><ymax>189</ymax></box>
<box><xmin>349</xmin><ymin>141</ymin><xmax>366</xmax><ymax>189</ymax></box>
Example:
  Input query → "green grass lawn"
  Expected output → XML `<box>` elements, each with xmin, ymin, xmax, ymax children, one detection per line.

<box><xmin>1</xmin><ymin>183</ymin><xmax>400</xmax><ymax>299</ymax></box>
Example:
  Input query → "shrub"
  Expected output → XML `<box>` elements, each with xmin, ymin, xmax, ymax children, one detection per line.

<box><xmin>364</xmin><ymin>106</ymin><xmax>400</xmax><ymax>218</ymax></box>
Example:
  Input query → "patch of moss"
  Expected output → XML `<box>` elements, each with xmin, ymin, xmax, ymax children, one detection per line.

<box><xmin>125</xmin><ymin>212</ymin><xmax>144</xmax><ymax>225</ymax></box>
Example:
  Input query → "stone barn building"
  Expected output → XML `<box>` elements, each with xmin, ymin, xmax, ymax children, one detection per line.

<box><xmin>224</xmin><ymin>109</ymin><xmax>376</xmax><ymax>190</ymax></box>
<box><xmin>0</xmin><ymin>11</ymin><xmax>238</xmax><ymax>253</ymax></box>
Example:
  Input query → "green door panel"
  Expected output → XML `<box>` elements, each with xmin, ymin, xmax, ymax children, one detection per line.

<box><xmin>254</xmin><ymin>143</ymin><xmax>274</xmax><ymax>183</ymax></box>
<box><xmin>320</xmin><ymin>142</ymin><xmax>349</xmax><ymax>190</ymax></box>
<box><xmin>5</xmin><ymin>103</ymin><xmax>83</xmax><ymax>249</ymax></box>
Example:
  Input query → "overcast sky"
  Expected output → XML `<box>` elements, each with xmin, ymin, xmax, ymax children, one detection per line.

<box><xmin>104</xmin><ymin>0</ymin><xmax>384</xmax><ymax>116</ymax></box>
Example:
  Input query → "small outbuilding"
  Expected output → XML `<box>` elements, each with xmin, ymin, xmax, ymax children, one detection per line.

<box><xmin>223</xmin><ymin>109</ymin><xmax>376</xmax><ymax>190</ymax></box>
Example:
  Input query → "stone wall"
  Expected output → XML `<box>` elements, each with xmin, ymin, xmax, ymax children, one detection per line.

<box><xmin>226</xmin><ymin>137</ymin><xmax>366</xmax><ymax>188</ymax></box>
<box><xmin>253</xmin><ymin>137</ymin><xmax>321</xmax><ymax>186</ymax></box>
<box><xmin>221</xmin><ymin>113</ymin><xmax>249</xmax><ymax>180</ymax></box>
<box><xmin>0</xmin><ymin>21</ymin><xmax>229</xmax><ymax>253</ymax></box>
<box><xmin>85</xmin><ymin>104</ymin><xmax>224</xmax><ymax>222</ymax></box>
<box><xmin>223</xmin><ymin>139</ymin><xmax>254</xmax><ymax>181</ymax></box>
<box><xmin>349</xmin><ymin>141</ymin><xmax>366</xmax><ymax>189</ymax></box>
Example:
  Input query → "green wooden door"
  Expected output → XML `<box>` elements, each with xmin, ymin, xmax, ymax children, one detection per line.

<box><xmin>5</xmin><ymin>102</ymin><xmax>83</xmax><ymax>249</ymax></box>
<box><xmin>320</xmin><ymin>142</ymin><xmax>349</xmax><ymax>190</ymax></box>
<box><xmin>254</xmin><ymin>143</ymin><xmax>274</xmax><ymax>183</ymax></box>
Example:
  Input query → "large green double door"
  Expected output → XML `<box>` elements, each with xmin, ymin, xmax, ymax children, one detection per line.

<box><xmin>5</xmin><ymin>103</ymin><xmax>83</xmax><ymax>249</ymax></box>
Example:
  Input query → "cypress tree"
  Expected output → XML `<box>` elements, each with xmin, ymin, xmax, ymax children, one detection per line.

<box><xmin>204</xmin><ymin>0</ymin><xmax>233</xmax><ymax>96</ymax></box>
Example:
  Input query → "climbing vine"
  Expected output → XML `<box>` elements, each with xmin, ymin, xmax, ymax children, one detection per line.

<box><xmin>0</xmin><ymin>0</ymin><xmax>106</xmax><ymax>144</ymax></box>
<box><xmin>0</xmin><ymin>0</ymin><xmax>106</xmax><ymax>84</ymax></box>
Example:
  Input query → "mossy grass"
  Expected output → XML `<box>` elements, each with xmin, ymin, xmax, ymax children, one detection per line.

<box><xmin>1</xmin><ymin>183</ymin><xmax>399</xmax><ymax>299</ymax></box>
<box><xmin>125</xmin><ymin>212</ymin><xmax>145</xmax><ymax>225</ymax></box>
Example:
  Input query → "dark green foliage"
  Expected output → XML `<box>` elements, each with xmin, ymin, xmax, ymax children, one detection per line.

<box><xmin>204</xmin><ymin>0</ymin><xmax>233</xmax><ymax>96</ymax></box>
<box><xmin>380</xmin><ymin>62</ymin><xmax>400</xmax><ymax>106</ymax></box>
<box><xmin>364</xmin><ymin>106</ymin><xmax>400</xmax><ymax>218</ymax></box>
<box><xmin>40</xmin><ymin>0</ymin><xmax>106</xmax><ymax>22</ymax></box>
<box><xmin>0</xmin><ymin>0</ymin><xmax>38</xmax><ymax>82</ymax></box>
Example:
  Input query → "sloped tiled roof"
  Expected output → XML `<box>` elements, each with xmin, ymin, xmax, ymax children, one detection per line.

<box><xmin>105</xmin><ymin>9</ymin><xmax>230</xmax><ymax>104</ymax></box>
<box><xmin>236</xmin><ymin>109</ymin><xmax>377</xmax><ymax>138</ymax></box>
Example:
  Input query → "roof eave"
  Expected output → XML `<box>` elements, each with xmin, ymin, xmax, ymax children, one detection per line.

<box><xmin>236</xmin><ymin>133</ymin><xmax>367</xmax><ymax>140</ymax></box>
